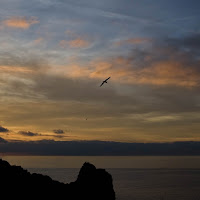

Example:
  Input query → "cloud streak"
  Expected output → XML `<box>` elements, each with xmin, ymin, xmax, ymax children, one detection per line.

<box><xmin>114</xmin><ymin>37</ymin><xmax>151</xmax><ymax>46</ymax></box>
<box><xmin>18</xmin><ymin>131</ymin><xmax>40</xmax><ymax>137</ymax></box>
<box><xmin>1</xmin><ymin>139</ymin><xmax>200</xmax><ymax>155</ymax></box>
<box><xmin>53</xmin><ymin>129</ymin><xmax>64</xmax><ymax>134</ymax></box>
<box><xmin>0</xmin><ymin>126</ymin><xmax>9</xmax><ymax>132</ymax></box>
<box><xmin>66</xmin><ymin>58</ymin><xmax>200</xmax><ymax>87</ymax></box>
<box><xmin>2</xmin><ymin>16</ymin><xmax>39</xmax><ymax>29</ymax></box>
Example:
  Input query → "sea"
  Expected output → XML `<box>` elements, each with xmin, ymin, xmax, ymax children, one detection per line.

<box><xmin>2</xmin><ymin>156</ymin><xmax>200</xmax><ymax>200</ymax></box>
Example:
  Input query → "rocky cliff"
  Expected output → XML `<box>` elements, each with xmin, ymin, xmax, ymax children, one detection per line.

<box><xmin>0</xmin><ymin>159</ymin><xmax>115</xmax><ymax>199</ymax></box>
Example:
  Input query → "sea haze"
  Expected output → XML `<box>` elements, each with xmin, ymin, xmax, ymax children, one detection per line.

<box><xmin>3</xmin><ymin>155</ymin><xmax>200</xmax><ymax>168</ymax></box>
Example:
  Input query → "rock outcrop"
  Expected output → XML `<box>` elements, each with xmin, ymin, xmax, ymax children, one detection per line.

<box><xmin>0</xmin><ymin>159</ymin><xmax>115</xmax><ymax>199</ymax></box>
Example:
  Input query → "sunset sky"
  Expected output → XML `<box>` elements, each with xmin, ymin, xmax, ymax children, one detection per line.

<box><xmin>0</xmin><ymin>0</ymin><xmax>200</xmax><ymax>144</ymax></box>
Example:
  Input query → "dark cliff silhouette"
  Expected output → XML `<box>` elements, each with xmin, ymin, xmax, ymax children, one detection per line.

<box><xmin>0</xmin><ymin>159</ymin><xmax>115</xmax><ymax>199</ymax></box>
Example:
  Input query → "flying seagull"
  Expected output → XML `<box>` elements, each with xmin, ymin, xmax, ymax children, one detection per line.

<box><xmin>100</xmin><ymin>77</ymin><xmax>110</xmax><ymax>87</ymax></box>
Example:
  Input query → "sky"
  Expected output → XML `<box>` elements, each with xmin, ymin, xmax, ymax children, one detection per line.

<box><xmin>0</xmin><ymin>0</ymin><xmax>200</xmax><ymax>145</ymax></box>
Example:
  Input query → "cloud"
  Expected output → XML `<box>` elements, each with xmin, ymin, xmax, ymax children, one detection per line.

<box><xmin>66</xmin><ymin>34</ymin><xmax>200</xmax><ymax>88</ymax></box>
<box><xmin>2</xmin><ymin>16</ymin><xmax>39</xmax><ymax>29</ymax></box>
<box><xmin>0</xmin><ymin>33</ymin><xmax>200</xmax><ymax>141</ymax></box>
<box><xmin>33</xmin><ymin>37</ymin><xmax>44</xmax><ymax>45</ymax></box>
<box><xmin>0</xmin><ymin>126</ymin><xmax>9</xmax><ymax>132</ymax></box>
<box><xmin>0</xmin><ymin>140</ymin><xmax>200</xmax><ymax>155</ymax></box>
<box><xmin>0</xmin><ymin>65</ymin><xmax>34</xmax><ymax>74</ymax></box>
<box><xmin>59</xmin><ymin>38</ymin><xmax>90</xmax><ymax>48</ymax></box>
<box><xmin>0</xmin><ymin>44</ymin><xmax>198</xmax><ymax>117</ymax></box>
<box><xmin>53</xmin><ymin>129</ymin><xmax>64</xmax><ymax>134</ymax></box>
<box><xmin>0</xmin><ymin>51</ymin><xmax>133</xmax><ymax>106</ymax></box>
<box><xmin>59</xmin><ymin>40</ymin><xmax>69</xmax><ymax>48</ymax></box>
<box><xmin>66</xmin><ymin>58</ymin><xmax>200</xmax><ymax>87</ymax></box>
<box><xmin>33</xmin><ymin>73</ymin><xmax>135</xmax><ymax>105</ymax></box>
<box><xmin>67</xmin><ymin>38</ymin><xmax>90</xmax><ymax>48</ymax></box>
<box><xmin>114</xmin><ymin>37</ymin><xmax>151</xmax><ymax>46</ymax></box>
<box><xmin>166</xmin><ymin>33</ymin><xmax>200</xmax><ymax>51</ymax></box>
<box><xmin>65</xmin><ymin>30</ymin><xmax>78</xmax><ymax>37</ymax></box>
<box><xmin>0</xmin><ymin>51</ymin><xmax>48</xmax><ymax>73</ymax></box>
<box><xmin>0</xmin><ymin>52</ymin><xmax>49</xmax><ymax>102</ymax></box>
<box><xmin>18</xmin><ymin>131</ymin><xmax>40</xmax><ymax>137</ymax></box>
<box><xmin>59</xmin><ymin>31</ymin><xmax>91</xmax><ymax>49</ymax></box>
<box><xmin>0</xmin><ymin>137</ymin><xmax>8</xmax><ymax>143</ymax></box>
<box><xmin>144</xmin><ymin>114</ymin><xmax>181</xmax><ymax>123</ymax></box>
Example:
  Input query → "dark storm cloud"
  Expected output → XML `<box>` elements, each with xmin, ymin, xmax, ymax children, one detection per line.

<box><xmin>0</xmin><ymin>137</ymin><xmax>8</xmax><ymax>143</ymax></box>
<box><xmin>124</xmin><ymin>34</ymin><xmax>200</xmax><ymax>113</ymax></box>
<box><xmin>145</xmin><ymin>86</ymin><xmax>200</xmax><ymax>113</ymax></box>
<box><xmin>18</xmin><ymin>131</ymin><xmax>40</xmax><ymax>137</ymax></box>
<box><xmin>33</xmin><ymin>73</ymin><xmax>136</xmax><ymax>106</ymax></box>
<box><xmin>162</xmin><ymin>34</ymin><xmax>200</xmax><ymax>60</ymax></box>
<box><xmin>0</xmin><ymin>126</ymin><xmax>9</xmax><ymax>132</ymax></box>
<box><xmin>165</xmin><ymin>33</ymin><xmax>200</xmax><ymax>50</ymax></box>
<box><xmin>53</xmin><ymin>135</ymin><xmax>68</xmax><ymax>139</ymax></box>
<box><xmin>128</xmin><ymin>34</ymin><xmax>200</xmax><ymax>72</ymax></box>
<box><xmin>0</xmin><ymin>140</ymin><xmax>200</xmax><ymax>155</ymax></box>
<box><xmin>53</xmin><ymin>129</ymin><xmax>64</xmax><ymax>134</ymax></box>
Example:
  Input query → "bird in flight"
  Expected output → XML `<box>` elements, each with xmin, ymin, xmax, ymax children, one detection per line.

<box><xmin>100</xmin><ymin>77</ymin><xmax>110</xmax><ymax>87</ymax></box>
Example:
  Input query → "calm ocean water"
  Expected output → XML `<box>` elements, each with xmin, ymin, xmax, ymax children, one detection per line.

<box><xmin>2</xmin><ymin>156</ymin><xmax>200</xmax><ymax>200</ymax></box>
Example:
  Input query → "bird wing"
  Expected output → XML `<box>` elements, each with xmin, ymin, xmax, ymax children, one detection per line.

<box><xmin>100</xmin><ymin>82</ymin><xmax>104</xmax><ymax>87</ymax></box>
<box><xmin>105</xmin><ymin>77</ymin><xmax>110</xmax><ymax>81</ymax></box>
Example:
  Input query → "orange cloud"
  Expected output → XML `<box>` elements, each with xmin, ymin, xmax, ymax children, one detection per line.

<box><xmin>68</xmin><ymin>38</ymin><xmax>90</xmax><ymax>48</ymax></box>
<box><xmin>63</xmin><ymin>57</ymin><xmax>200</xmax><ymax>87</ymax></box>
<box><xmin>138</xmin><ymin>61</ymin><xmax>199</xmax><ymax>87</ymax></box>
<box><xmin>34</xmin><ymin>37</ymin><xmax>44</xmax><ymax>45</ymax></box>
<box><xmin>0</xmin><ymin>65</ymin><xmax>34</xmax><ymax>73</ymax></box>
<box><xmin>59</xmin><ymin>38</ymin><xmax>90</xmax><ymax>48</ymax></box>
<box><xmin>2</xmin><ymin>16</ymin><xmax>39</xmax><ymax>29</ymax></box>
